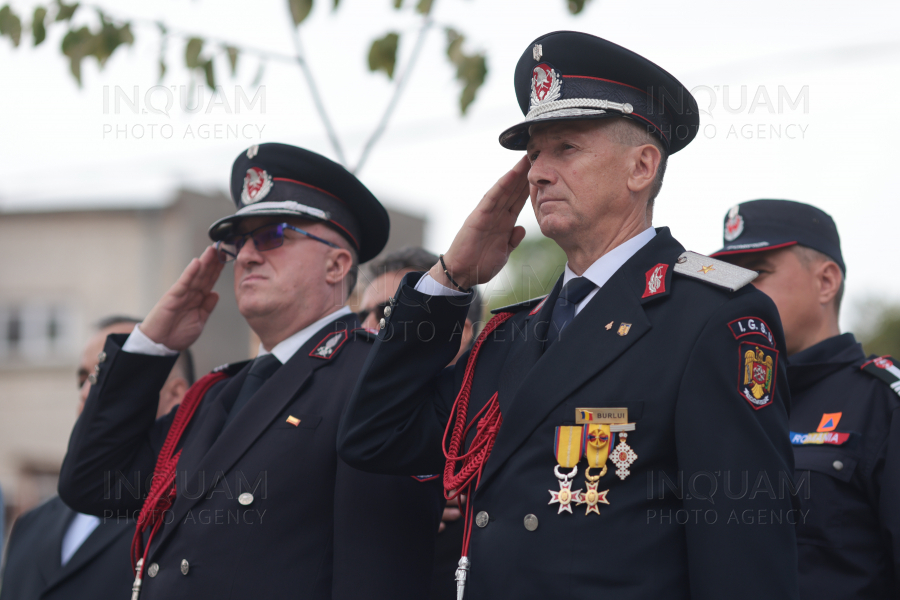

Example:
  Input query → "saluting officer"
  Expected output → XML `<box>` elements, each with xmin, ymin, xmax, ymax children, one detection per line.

<box><xmin>712</xmin><ymin>199</ymin><xmax>900</xmax><ymax>598</ymax></box>
<box><xmin>58</xmin><ymin>143</ymin><xmax>442</xmax><ymax>600</ymax></box>
<box><xmin>338</xmin><ymin>32</ymin><xmax>799</xmax><ymax>599</ymax></box>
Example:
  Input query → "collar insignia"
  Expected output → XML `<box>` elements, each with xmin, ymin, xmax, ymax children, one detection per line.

<box><xmin>310</xmin><ymin>330</ymin><xmax>348</xmax><ymax>360</ymax></box>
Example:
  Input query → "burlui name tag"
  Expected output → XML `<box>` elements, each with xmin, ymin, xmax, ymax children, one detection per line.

<box><xmin>576</xmin><ymin>408</ymin><xmax>628</xmax><ymax>424</ymax></box>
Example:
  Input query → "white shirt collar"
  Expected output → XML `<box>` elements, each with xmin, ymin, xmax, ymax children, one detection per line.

<box><xmin>256</xmin><ymin>306</ymin><xmax>353</xmax><ymax>364</ymax></box>
<box><xmin>563</xmin><ymin>227</ymin><xmax>656</xmax><ymax>288</ymax></box>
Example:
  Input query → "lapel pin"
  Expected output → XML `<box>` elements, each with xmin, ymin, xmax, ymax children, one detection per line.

<box><xmin>617</xmin><ymin>323</ymin><xmax>632</xmax><ymax>336</ymax></box>
<box><xmin>286</xmin><ymin>415</ymin><xmax>301</xmax><ymax>426</ymax></box>
<box><xmin>605</xmin><ymin>321</ymin><xmax>613</xmax><ymax>330</ymax></box>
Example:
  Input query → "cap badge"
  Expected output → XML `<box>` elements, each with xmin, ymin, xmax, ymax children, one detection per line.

<box><xmin>531</xmin><ymin>63</ymin><xmax>562</xmax><ymax>107</ymax></box>
<box><xmin>723</xmin><ymin>204</ymin><xmax>745</xmax><ymax>242</ymax></box>
<box><xmin>246</xmin><ymin>145</ymin><xmax>259</xmax><ymax>159</ymax></box>
<box><xmin>241</xmin><ymin>167</ymin><xmax>273</xmax><ymax>205</ymax></box>
<box><xmin>532</xmin><ymin>44</ymin><xmax>542</xmax><ymax>61</ymax></box>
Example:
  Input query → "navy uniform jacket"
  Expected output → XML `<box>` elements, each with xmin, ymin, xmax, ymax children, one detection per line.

<box><xmin>787</xmin><ymin>333</ymin><xmax>900</xmax><ymax>598</ymax></box>
<box><xmin>58</xmin><ymin>315</ymin><xmax>442</xmax><ymax>600</ymax></box>
<box><xmin>0</xmin><ymin>496</ymin><xmax>133</xmax><ymax>600</ymax></box>
<box><xmin>338</xmin><ymin>228</ymin><xmax>800</xmax><ymax>600</ymax></box>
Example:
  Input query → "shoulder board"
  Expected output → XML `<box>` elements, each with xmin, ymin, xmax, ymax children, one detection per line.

<box><xmin>350</xmin><ymin>327</ymin><xmax>379</xmax><ymax>342</ymax></box>
<box><xmin>860</xmin><ymin>356</ymin><xmax>900</xmax><ymax>398</ymax></box>
<box><xmin>490</xmin><ymin>295</ymin><xmax>549</xmax><ymax>315</ymax></box>
<box><xmin>211</xmin><ymin>360</ymin><xmax>248</xmax><ymax>376</ymax></box>
<box><xmin>673</xmin><ymin>251</ymin><xmax>758</xmax><ymax>292</ymax></box>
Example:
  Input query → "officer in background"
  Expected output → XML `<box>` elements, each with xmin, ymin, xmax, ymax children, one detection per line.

<box><xmin>338</xmin><ymin>32</ymin><xmax>799</xmax><ymax>600</ymax></box>
<box><xmin>712</xmin><ymin>199</ymin><xmax>900</xmax><ymax>598</ymax></box>
<box><xmin>1</xmin><ymin>316</ymin><xmax>192</xmax><ymax>600</ymax></box>
<box><xmin>58</xmin><ymin>144</ymin><xmax>442</xmax><ymax>600</ymax></box>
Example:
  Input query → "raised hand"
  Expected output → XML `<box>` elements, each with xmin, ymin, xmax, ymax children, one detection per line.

<box><xmin>140</xmin><ymin>246</ymin><xmax>225</xmax><ymax>350</ymax></box>
<box><xmin>429</xmin><ymin>156</ymin><xmax>531</xmax><ymax>290</ymax></box>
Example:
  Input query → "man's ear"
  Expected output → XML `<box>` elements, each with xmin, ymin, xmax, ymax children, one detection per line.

<box><xmin>158</xmin><ymin>377</ymin><xmax>189</xmax><ymax>418</ymax></box>
<box><xmin>626</xmin><ymin>144</ymin><xmax>661</xmax><ymax>195</ymax></box>
<box><xmin>324</xmin><ymin>248</ymin><xmax>354</xmax><ymax>286</ymax></box>
<box><xmin>816</xmin><ymin>261</ymin><xmax>843</xmax><ymax>309</ymax></box>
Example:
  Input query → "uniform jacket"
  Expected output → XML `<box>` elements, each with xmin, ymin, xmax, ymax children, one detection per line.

<box><xmin>787</xmin><ymin>333</ymin><xmax>900</xmax><ymax>599</ymax></box>
<box><xmin>0</xmin><ymin>496</ymin><xmax>133</xmax><ymax>600</ymax></box>
<box><xmin>339</xmin><ymin>228</ymin><xmax>800</xmax><ymax>600</ymax></box>
<box><xmin>58</xmin><ymin>314</ymin><xmax>442</xmax><ymax>600</ymax></box>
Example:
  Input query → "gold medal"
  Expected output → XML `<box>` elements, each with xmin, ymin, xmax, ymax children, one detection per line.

<box><xmin>549</xmin><ymin>426</ymin><xmax>584</xmax><ymax>514</ymax></box>
<box><xmin>579</xmin><ymin>424</ymin><xmax>611</xmax><ymax>515</ymax></box>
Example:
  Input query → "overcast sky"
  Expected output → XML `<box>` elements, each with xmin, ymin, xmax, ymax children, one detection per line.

<box><xmin>2</xmin><ymin>0</ymin><xmax>898</xmax><ymax>331</ymax></box>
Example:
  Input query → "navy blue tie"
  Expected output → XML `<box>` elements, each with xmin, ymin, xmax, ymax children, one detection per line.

<box><xmin>546</xmin><ymin>277</ymin><xmax>596</xmax><ymax>350</ymax></box>
<box><xmin>224</xmin><ymin>354</ymin><xmax>282</xmax><ymax>426</ymax></box>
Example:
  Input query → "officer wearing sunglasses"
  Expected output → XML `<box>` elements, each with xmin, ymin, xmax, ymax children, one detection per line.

<box><xmin>59</xmin><ymin>143</ymin><xmax>443</xmax><ymax>600</ymax></box>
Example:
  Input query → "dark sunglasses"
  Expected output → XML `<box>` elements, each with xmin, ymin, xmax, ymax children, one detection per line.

<box><xmin>215</xmin><ymin>222</ymin><xmax>340</xmax><ymax>263</ymax></box>
<box><xmin>357</xmin><ymin>302</ymin><xmax>390</xmax><ymax>325</ymax></box>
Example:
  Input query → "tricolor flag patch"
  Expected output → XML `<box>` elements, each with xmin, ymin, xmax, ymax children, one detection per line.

<box><xmin>790</xmin><ymin>431</ymin><xmax>851</xmax><ymax>446</ymax></box>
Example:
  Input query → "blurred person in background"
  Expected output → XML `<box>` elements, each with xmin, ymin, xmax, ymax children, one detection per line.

<box><xmin>0</xmin><ymin>316</ymin><xmax>192</xmax><ymax>600</ymax></box>
<box><xmin>57</xmin><ymin>144</ymin><xmax>442</xmax><ymax>600</ymax></box>
<box><xmin>712</xmin><ymin>199</ymin><xmax>900</xmax><ymax>599</ymax></box>
<box><xmin>358</xmin><ymin>246</ymin><xmax>485</xmax><ymax>600</ymax></box>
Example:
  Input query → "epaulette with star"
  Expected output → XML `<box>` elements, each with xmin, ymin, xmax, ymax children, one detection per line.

<box><xmin>673</xmin><ymin>251</ymin><xmax>757</xmax><ymax>292</ymax></box>
<box><xmin>490</xmin><ymin>295</ymin><xmax>549</xmax><ymax>315</ymax></box>
<box><xmin>860</xmin><ymin>356</ymin><xmax>900</xmax><ymax>398</ymax></box>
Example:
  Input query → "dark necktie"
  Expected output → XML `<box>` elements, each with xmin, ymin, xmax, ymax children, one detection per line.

<box><xmin>546</xmin><ymin>277</ymin><xmax>596</xmax><ymax>350</ymax></box>
<box><xmin>224</xmin><ymin>353</ymin><xmax>282</xmax><ymax>426</ymax></box>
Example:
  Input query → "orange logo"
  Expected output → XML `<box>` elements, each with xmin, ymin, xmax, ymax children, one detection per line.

<box><xmin>816</xmin><ymin>412</ymin><xmax>842</xmax><ymax>432</ymax></box>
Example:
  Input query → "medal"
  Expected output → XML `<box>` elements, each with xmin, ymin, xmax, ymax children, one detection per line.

<box><xmin>579</xmin><ymin>424</ymin><xmax>611</xmax><ymax>515</ymax></box>
<box><xmin>549</xmin><ymin>426</ymin><xmax>584</xmax><ymax>514</ymax></box>
<box><xmin>610</xmin><ymin>423</ymin><xmax>637</xmax><ymax>480</ymax></box>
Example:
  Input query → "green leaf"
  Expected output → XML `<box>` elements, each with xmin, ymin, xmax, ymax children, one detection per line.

<box><xmin>367</xmin><ymin>31</ymin><xmax>399</xmax><ymax>79</ymax></box>
<box><xmin>288</xmin><ymin>0</ymin><xmax>313</xmax><ymax>26</ymax></box>
<box><xmin>92</xmin><ymin>12</ymin><xmax>133</xmax><ymax>68</ymax></box>
<box><xmin>251</xmin><ymin>61</ymin><xmax>266</xmax><ymax>87</ymax></box>
<box><xmin>392</xmin><ymin>0</ymin><xmax>402</xmax><ymax>7</ymax></box>
<box><xmin>158</xmin><ymin>58</ymin><xmax>166</xmax><ymax>82</ymax></box>
<box><xmin>333</xmin><ymin>0</ymin><xmax>340</xmax><ymax>8</ymax></box>
<box><xmin>415</xmin><ymin>0</ymin><xmax>433</xmax><ymax>15</ymax></box>
<box><xmin>567</xmin><ymin>0</ymin><xmax>592</xmax><ymax>14</ymax></box>
<box><xmin>185</xmin><ymin>37</ymin><xmax>203</xmax><ymax>69</ymax></box>
<box><xmin>0</xmin><ymin>5</ymin><xmax>22</xmax><ymax>47</ymax></box>
<box><xmin>55</xmin><ymin>1</ymin><xmax>79</xmax><ymax>22</ymax></box>
<box><xmin>445</xmin><ymin>29</ymin><xmax>487</xmax><ymax>115</ymax></box>
<box><xmin>61</xmin><ymin>25</ymin><xmax>93</xmax><ymax>85</ymax></box>
<box><xmin>32</xmin><ymin>6</ymin><xmax>47</xmax><ymax>46</ymax></box>
<box><xmin>203</xmin><ymin>58</ymin><xmax>215</xmax><ymax>89</ymax></box>
<box><xmin>226</xmin><ymin>46</ymin><xmax>239</xmax><ymax>76</ymax></box>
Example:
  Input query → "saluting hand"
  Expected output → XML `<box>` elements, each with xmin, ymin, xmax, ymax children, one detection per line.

<box><xmin>429</xmin><ymin>157</ymin><xmax>531</xmax><ymax>290</ymax></box>
<box><xmin>140</xmin><ymin>246</ymin><xmax>225</xmax><ymax>351</ymax></box>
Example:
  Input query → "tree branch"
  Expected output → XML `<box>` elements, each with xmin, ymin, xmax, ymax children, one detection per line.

<box><xmin>353</xmin><ymin>14</ymin><xmax>433</xmax><ymax>175</ymax></box>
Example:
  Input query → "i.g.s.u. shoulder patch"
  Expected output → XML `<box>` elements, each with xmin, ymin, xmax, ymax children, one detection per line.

<box><xmin>738</xmin><ymin>342</ymin><xmax>779</xmax><ymax>410</ymax></box>
<box><xmin>309</xmin><ymin>330</ymin><xmax>348</xmax><ymax>360</ymax></box>
<box><xmin>728</xmin><ymin>316</ymin><xmax>775</xmax><ymax>347</ymax></box>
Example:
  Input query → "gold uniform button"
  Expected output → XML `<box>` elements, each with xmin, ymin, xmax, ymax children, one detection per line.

<box><xmin>475</xmin><ymin>511</ymin><xmax>489</xmax><ymax>528</ymax></box>
<box><xmin>238</xmin><ymin>492</ymin><xmax>254</xmax><ymax>506</ymax></box>
<box><xmin>524</xmin><ymin>514</ymin><xmax>538</xmax><ymax>531</ymax></box>
<box><xmin>180</xmin><ymin>559</ymin><xmax>189</xmax><ymax>575</ymax></box>
<box><xmin>384</xmin><ymin>305</ymin><xmax>392</xmax><ymax>318</ymax></box>
<box><xmin>379</xmin><ymin>318</ymin><xmax>386</xmax><ymax>330</ymax></box>
<box><xmin>147</xmin><ymin>563</ymin><xmax>159</xmax><ymax>577</ymax></box>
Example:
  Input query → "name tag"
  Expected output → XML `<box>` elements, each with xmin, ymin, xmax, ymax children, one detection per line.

<box><xmin>576</xmin><ymin>408</ymin><xmax>628</xmax><ymax>424</ymax></box>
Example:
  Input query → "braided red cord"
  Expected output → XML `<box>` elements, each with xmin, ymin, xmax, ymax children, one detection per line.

<box><xmin>130</xmin><ymin>370</ymin><xmax>228</xmax><ymax>575</ymax></box>
<box><xmin>442</xmin><ymin>311</ymin><xmax>513</xmax><ymax>557</ymax></box>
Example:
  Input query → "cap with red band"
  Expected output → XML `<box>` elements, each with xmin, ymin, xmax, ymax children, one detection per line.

<box><xmin>710</xmin><ymin>199</ymin><xmax>845</xmax><ymax>275</ymax></box>
<box><xmin>208</xmin><ymin>143</ymin><xmax>389</xmax><ymax>263</ymax></box>
<box><xmin>499</xmin><ymin>31</ymin><xmax>699</xmax><ymax>154</ymax></box>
